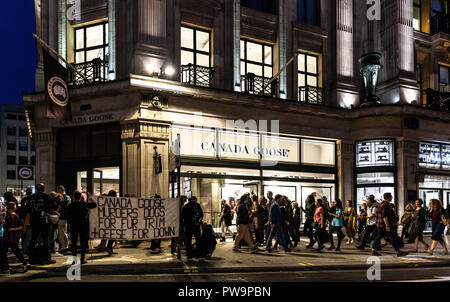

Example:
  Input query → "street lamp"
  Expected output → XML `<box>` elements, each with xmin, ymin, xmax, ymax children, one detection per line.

<box><xmin>359</xmin><ymin>52</ymin><xmax>383</xmax><ymax>107</ymax></box>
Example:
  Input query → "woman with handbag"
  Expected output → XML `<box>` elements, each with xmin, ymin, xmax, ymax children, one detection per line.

<box><xmin>343</xmin><ymin>200</ymin><xmax>357</xmax><ymax>244</ymax></box>
<box><xmin>313</xmin><ymin>199</ymin><xmax>326</xmax><ymax>252</ymax></box>
<box><xmin>411</xmin><ymin>198</ymin><xmax>429</xmax><ymax>253</ymax></box>
<box><xmin>425</xmin><ymin>199</ymin><xmax>449</xmax><ymax>255</ymax></box>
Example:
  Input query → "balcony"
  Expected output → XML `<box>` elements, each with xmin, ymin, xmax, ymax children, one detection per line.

<box><xmin>430</xmin><ymin>13</ymin><xmax>450</xmax><ymax>35</ymax></box>
<box><xmin>424</xmin><ymin>88</ymin><xmax>450</xmax><ymax>112</ymax></box>
<box><xmin>181</xmin><ymin>64</ymin><xmax>215</xmax><ymax>88</ymax></box>
<box><xmin>241</xmin><ymin>73</ymin><xmax>278</xmax><ymax>97</ymax></box>
<box><xmin>298</xmin><ymin>86</ymin><xmax>324</xmax><ymax>105</ymax></box>
<box><xmin>68</xmin><ymin>58</ymin><xmax>109</xmax><ymax>87</ymax></box>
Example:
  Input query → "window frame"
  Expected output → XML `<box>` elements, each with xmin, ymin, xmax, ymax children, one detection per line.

<box><xmin>74</xmin><ymin>21</ymin><xmax>109</xmax><ymax>64</ymax></box>
<box><xmin>7</xmin><ymin>170</ymin><xmax>16</xmax><ymax>180</ymax></box>
<box><xmin>413</xmin><ymin>0</ymin><xmax>422</xmax><ymax>31</ymax></box>
<box><xmin>7</xmin><ymin>156</ymin><xmax>16</xmax><ymax>165</ymax></box>
<box><xmin>19</xmin><ymin>141</ymin><xmax>28</xmax><ymax>152</ymax></box>
<box><xmin>7</xmin><ymin>126</ymin><xmax>16</xmax><ymax>136</ymax></box>
<box><xmin>180</xmin><ymin>25</ymin><xmax>212</xmax><ymax>68</ymax></box>
<box><xmin>297</xmin><ymin>51</ymin><xmax>319</xmax><ymax>88</ymax></box>
<box><xmin>438</xmin><ymin>64</ymin><xmax>449</xmax><ymax>92</ymax></box>
<box><xmin>240</xmin><ymin>38</ymin><xmax>274</xmax><ymax>79</ymax></box>
<box><xmin>7</xmin><ymin>141</ymin><xmax>16</xmax><ymax>151</ymax></box>
<box><xmin>296</xmin><ymin>0</ymin><xmax>320</xmax><ymax>26</ymax></box>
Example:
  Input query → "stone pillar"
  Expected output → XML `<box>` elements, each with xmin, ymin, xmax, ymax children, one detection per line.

<box><xmin>34</xmin><ymin>129</ymin><xmax>57</xmax><ymax>192</ymax></box>
<box><xmin>335</xmin><ymin>0</ymin><xmax>359</xmax><ymax>108</ymax></box>
<box><xmin>277</xmin><ymin>0</ymin><xmax>286</xmax><ymax>99</ymax></box>
<box><xmin>396</xmin><ymin>138</ymin><xmax>419</xmax><ymax>216</ymax></box>
<box><xmin>337</xmin><ymin>140</ymin><xmax>354</xmax><ymax>203</ymax></box>
<box><xmin>232</xmin><ymin>0</ymin><xmax>241</xmax><ymax>92</ymax></box>
<box><xmin>108</xmin><ymin>0</ymin><xmax>116</xmax><ymax>80</ymax></box>
<box><xmin>121</xmin><ymin>120</ymin><xmax>170</xmax><ymax>198</ymax></box>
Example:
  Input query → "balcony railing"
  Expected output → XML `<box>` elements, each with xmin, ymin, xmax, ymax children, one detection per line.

<box><xmin>241</xmin><ymin>73</ymin><xmax>278</xmax><ymax>97</ymax></box>
<box><xmin>430</xmin><ymin>13</ymin><xmax>450</xmax><ymax>35</ymax></box>
<box><xmin>181</xmin><ymin>64</ymin><xmax>215</xmax><ymax>88</ymax></box>
<box><xmin>69</xmin><ymin>58</ymin><xmax>109</xmax><ymax>86</ymax></box>
<box><xmin>298</xmin><ymin>86</ymin><xmax>324</xmax><ymax>105</ymax></box>
<box><xmin>424</xmin><ymin>88</ymin><xmax>450</xmax><ymax>112</ymax></box>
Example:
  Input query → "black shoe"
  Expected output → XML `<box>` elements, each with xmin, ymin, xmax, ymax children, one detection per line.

<box><xmin>42</xmin><ymin>259</ymin><xmax>56</xmax><ymax>265</ymax></box>
<box><xmin>328</xmin><ymin>246</ymin><xmax>335</xmax><ymax>250</ymax></box>
<box><xmin>335</xmin><ymin>247</ymin><xmax>341</xmax><ymax>251</ymax></box>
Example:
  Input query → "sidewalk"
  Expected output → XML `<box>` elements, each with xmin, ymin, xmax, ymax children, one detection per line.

<box><xmin>3</xmin><ymin>236</ymin><xmax>450</xmax><ymax>280</ymax></box>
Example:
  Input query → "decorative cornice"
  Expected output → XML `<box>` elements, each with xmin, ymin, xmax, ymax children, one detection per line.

<box><xmin>121</xmin><ymin>119</ymin><xmax>170</xmax><ymax>140</ymax></box>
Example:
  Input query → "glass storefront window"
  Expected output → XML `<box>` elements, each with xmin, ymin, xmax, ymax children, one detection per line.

<box><xmin>356</xmin><ymin>139</ymin><xmax>394</xmax><ymax>167</ymax></box>
<box><xmin>301</xmin><ymin>139</ymin><xmax>335</xmax><ymax>166</ymax></box>
<box><xmin>356</xmin><ymin>186</ymin><xmax>395</xmax><ymax>211</ymax></box>
<box><xmin>356</xmin><ymin>172</ymin><xmax>395</xmax><ymax>185</ymax></box>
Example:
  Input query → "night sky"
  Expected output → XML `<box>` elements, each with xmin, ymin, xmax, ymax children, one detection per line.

<box><xmin>0</xmin><ymin>1</ymin><xmax>37</xmax><ymax>106</ymax></box>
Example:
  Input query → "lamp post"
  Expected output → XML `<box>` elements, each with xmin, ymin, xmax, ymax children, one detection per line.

<box><xmin>359</xmin><ymin>52</ymin><xmax>383</xmax><ymax>107</ymax></box>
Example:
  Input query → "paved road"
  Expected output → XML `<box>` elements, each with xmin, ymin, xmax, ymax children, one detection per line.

<box><xmin>4</xmin><ymin>266</ymin><xmax>450</xmax><ymax>282</ymax></box>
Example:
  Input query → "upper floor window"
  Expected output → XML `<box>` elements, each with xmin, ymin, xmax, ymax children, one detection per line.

<box><xmin>18</xmin><ymin>115</ymin><xmax>26</xmax><ymax>121</ymax></box>
<box><xmin>298</xmin><ymin>51</ymin><xmax>323</xmax><ymax>104</ymax></box>
<box><xmin>19</xmin><ymin>127</ymin><xmax>28</xmax><ymax>137</ymax></box>
<box><xmin>19</xmin><ymin>156</ymin><xmax>28</xmax><ymax>165</ymax></box>
<box><xmin>240</xmin><ymin>39</ymin><xmax>273</xmax><ymax>79</ymax></box>
<box><xmin>432</xmin><ymin>0</ymin><xmax>448</xmax><ymax>16</ymax></box>
<box><xmin>75</xmin><ymin>22</ymin><xmax>109</xmax><ymax>64</ymax></box>
<box><xmin>7</xmin><ymin>126</ymin><xmax>16</xmax><ymax>136</ymax></box>
<box><xmin>240</xmin><ymin>0</ymin><xmax>278</xmax><ymax>14</ymax></box>
<box><xmin>6</xmin><ymin>114</ymin><xmax>16</xmax><ymax>120</ymax></box>
<box><xmin>7</xmin><ymin>170</ymin><xmax>16</xmax><ymax>180</ymax></box>
<box><xmin>181</xmin><ymin>26</ymin><xmax>211</xmax><ymax>68</ymax></box>
<box><xmin>297</xmin><ymin>0</ymin><xmax>319</xmax><ymax>26</ymax></box>
<box><xmin>19</xmin><ymin>141</ymin><xmax>28</xmax><ymax>152</ymax></box>
<box><xmin>7</xmin><ymin>156</ymin><xmax>16</xmax><ymax>165</ymax></box>
<box><xmin>7</xmin><ymin>142</ymin><xmax>16</xmax><ymax>151</ymax></box>
<box><xmin>413</xmin><ymin>0</ymin><xmax>421</xmax><ymax>31</ymax></box>
<box><xmin>440</xmin><ymin>65</ymin><xmax>449</xmax><ymax>92</ymax></box>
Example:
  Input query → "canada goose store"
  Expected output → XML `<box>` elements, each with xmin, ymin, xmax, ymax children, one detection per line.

<box><xmin>171</xmin><ymin>125</ymin><xmax>337</xmax><ymax>229</ymax></box>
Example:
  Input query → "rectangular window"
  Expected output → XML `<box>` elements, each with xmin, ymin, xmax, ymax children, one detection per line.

<box><xmin>356</xmin><ymin>140</ymin><xmax>395</xmax><ymax>167</ymax></box>
<box><xmin>19</xmin><ymin>127</ymin><xmax>28</xmax><ymax>137</ymax></box>
<box><xmin>74</xmin><ymin>22</ymin><xmax>108</xmax><ymax>64</ymax></box>
<box><xmin>298</xmin><ymin>52</ymin><xmax>319</xmax><ymax>88</ymax></box>
<box><xmin>180</xmin><ymin>26</ymin><xmax>211</xmax><ymax>68</ymax></box>
<box><xmin>297</xmin><ymin>0</ymin><xmax>319</xmax><ymax>26</ymax></box>
<box><xmin>357</xmin><ymin>172</ymin><xmax>395</xmax><ymax>185</ymax></box>
<box><xmin>419</xmin><ymin>142</ymin><xmax>450</xmax><ymax>169</ymax></box>
<box><xmin>439</xmin><ymin>65</ymin><xmax>449</xmax><ymax>92</ymax></box>
<box><xmin>7</xmin><ymin>141</ymin><xmax>16</xmax><ymax>151</ymax></box>
<box><xmin>413</xmin><ymin>0</ymin><xmax>421</xmax><ymax>31</ymax></box>
<box><xmin>19</xmin><ymin>141</ymin><xmax>28</xmax><ymax>151</ymax></box>
<box><xmin>240</xmin><ymin>39</ymin><xmax>273</xmax><ymax>78</ymax></box>
<box><xmin>30</xmin><ymin>156</ymin><xmax>36</xmax><ymax>165</ymax></box>
<box><xmin>31</xmin><ymin>143</ymin><xmax>35</xmax><ymax>152</ymax></box>
<box><xmin>19</xmin><ymin>156</ymin><xmax>28</xmax><ymax>165</ymax></box>
<box><xmin>7</xmin><ymin>126</ymin><xmax>16</xmax><ymax>136</ymax></box>
<box><xmin>240</xmin><ymin>0</ymin><xmax>278</xmax><ymax>14</ymax></box>
<box><xmin>7</xmin><ymin>156</ymin><xmax>16</xmax><ymax>165</ymax></box>
<box><xmin>301</xmin><ymin>139</ymin><xmax>335</xmax><ymax>166</ymax></box>
<box><xmin>6</xmin><ymin>114</ymin><xmax>17</xmax><ymax>120</ymax></box>
<box><xmin>7</xmin><ymin>170</ymin><xmax>16</xmax><ymax>180</ymax></box>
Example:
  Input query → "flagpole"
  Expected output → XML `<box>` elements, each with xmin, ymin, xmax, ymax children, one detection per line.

<box><xmin>32</xmin><ymin>33</ymin><xmax>89</xmax><ymax>81</ymax></box>
<box><xmin>262</xmin><ymin>52</ymin><xmax>300</xmax><ymax>92</ymax></box>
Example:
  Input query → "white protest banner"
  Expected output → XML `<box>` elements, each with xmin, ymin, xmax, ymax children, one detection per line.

<box><xmin>89</xmin><ymin>196</ymin><xmax>179</xmax><ymax>240</ymax></box>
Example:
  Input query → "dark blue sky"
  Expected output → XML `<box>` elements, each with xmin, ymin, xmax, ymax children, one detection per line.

<box><xmin>0</xmin><ymin>1</ymin><xmax>37</xmax><ymax>106</ymax></box>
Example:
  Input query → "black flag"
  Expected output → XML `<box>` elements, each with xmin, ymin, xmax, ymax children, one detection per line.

<box><xmin>43</xmin><ymin>48</ymin><xmax>71</xmax><ymax>120</ymax></box>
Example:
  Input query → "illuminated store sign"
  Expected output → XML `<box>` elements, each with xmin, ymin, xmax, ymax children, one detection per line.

<box><xmin>356</xmin><ymin>139</ymin><xmax>394</xmax><ymax>167</ymax></box>
<box><xmin>419</xmin><ymin>142</ymin><xmax>450</xmax><ymax>169</ymax></box>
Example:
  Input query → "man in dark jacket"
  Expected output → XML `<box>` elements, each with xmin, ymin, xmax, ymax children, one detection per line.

<box><xmin>292</xmin><ymin>202</ymin><xmax>302</xmax><ymax>247</ymax></box>
<box><xmin>265</xmin><ymin>195</ymin><xmax>291</xmax><ymax>253</ymax></box>
<box><xmin>301</xmin><ymin>193</ymin><xmax>317</xmax><ymax>248</ymax></box>
<box><xmin>233</xmin><ymin>195</ymin><xmax>258</xmax><ymax>253</ymax></box>
<box><xmin>25</xmin><ymin>183</ymin><xmax>58</xmax><ymax>265</ymax></box>
<box><xmin>56</xmin><ymin>185</ymin><xmax>71</xmax><ymax>253</ymax></box>
<box><xmin>181</xmin><ymin>196</ymin><xmax>203</xmax><ymax>260</ymax></box>
<box><xmin>219</xmin><ymin>199</ymin><xmax>232</xmax><ymax>242</ymax></box>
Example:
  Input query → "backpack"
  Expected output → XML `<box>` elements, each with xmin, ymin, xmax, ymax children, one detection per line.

<box><xmin>0</xmin><ymin>202</ymin><xmax>6</xmax><ymax>225</ymax></box>
<box><xmin>192</xmin><ymin>204</ymin><xmax>203</xmax><ymax>226</ymax></box>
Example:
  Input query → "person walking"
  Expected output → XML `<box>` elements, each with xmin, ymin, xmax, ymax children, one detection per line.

<box><xmin>219</xmin><ymin>199</ymin><xmax>233</xmax><ymax>242</ymax></box>
<box><xmin>356</xmin><ymin>196</ymin><xmax>378</xmax><ymax>250</ymax></box>
<box><xmin>371</xmin><ymin>193</ymin><xmax>409</xmax><ymax>257</ymax></box>
<box><xmin>251</xmin><ymin>195</ymin><xmax>264</xmax><ymax>245</ymax></box>
<box><xmin>313</xmin><ymin>199</ymin><xmax>326</xmax><ymax>252</ymax></box>
<box><xmin>48</xmin><ymin>192</ymin><xmax>63</xmax><ymax>258</ymax></box>
<box><xmin>292</xmin><ymin>202</ymin><xmax>301</xmax><ymax>247</ymax></box>
<box><xmin>357</xmin><ymin>202</ymin><xmax>368</xmax><ymax>241</ymax></box>
<box><xmin>19</xmin><ymin>188</ymin><xmax>33</xmax><ymax>255</ymax></box>
<box><xmin>328</xmin><ymin>199</ymin><xmax>345</xmax><ymax>251</ymax></box>
<box><xmin>265</xmin><ymin>195</ymin><xmax>290</xmax><ymax>253</ymax></box>
<box><xmin>25</xmin><ymin>183</ymin><xmax>58</xmax><ymax>265</ymax></box>
<box><xmin>0</xmin><ymin>200</ymin><xmax>9</xmax><ymax>275</ymax></box>
<box><xmin>56</xmin><ymin>185</ymin><xmax>71</xmax><ymax>253</ymax></box>
<box><xmin>400</xmin><ymin>203</ymin><xmax>415</xmax><ymax>243</ymax></box>
<box><xmin>411</xmin><ymin>198</ymin><xmax>429</xmax><ymax>253</ymax></box>
<box><xmin>259</xmin><ymin>197</ymin><xmax>269</xmax><ymax>242</ymax></box>
<box><xmin>233</xmin><ymin>194</ymin><xmax>258</xmax><ymax>253</ymax></box>
<box><xmin>425</xmin><ymin>199</ymin><xmax>449</xmax><ymax>255</ymax></box>
<box><xmin>302</xmin><ymin>193</ymin><xmax>316</xmax><ymax>248</ymax></box>
<box><xmin>4</xmin><ymin>202</ymin><xmax>29</xmax><ymax>271</ymax></box>
<box><xmin>67</xmin><ymin>191</ymin><xmax>97</xmax><ymax>264</ymax></box>
<box><xmin>182</xmin><ymin>196</ymin><xmax>203</xmax><ymax>260</ymax></box>
<box><xmin>265</xmin><ymin>191</ymin><xmax>274</xmax><ymax>243</ymax></box>
<box><xmin>344</xmin><ymin>200</ymin><xmax>357</xmax><ymax>244</ymax></box>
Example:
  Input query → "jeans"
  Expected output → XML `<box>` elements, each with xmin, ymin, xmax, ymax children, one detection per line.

<box><xmin>29</xmin><ymin>221</ymin><xmax>51</xmax><ymax>263</ymax></box>
<box><xmin>359</xmin><ymin>224</ymin><xmax>377</xmax><ymax>247</ymax></box>
<box><xmin>328</xmin><ymin>226</ymin><xmax>344</xmax><ymax>248</ymax></box>
<box><xmin>185</xmin><ymin>226</ymin><xmax>201</xmax><ymax>258</ymax></box>
<box><xmin>266</xmin><ymin>223</ymin><xmax>288</xmax><ymax>251</ymax></box>
<box><xmin>274</xmin><ymin>224</ymin><xmax>292</xmax><ymax>248</ymax></box>
<box><xmin>314</xmin><ymin>225</ymin><xmax>326</xmax><ymax>249</ymax></box>
<box><xmin>49</xmin><ymin>223</ymin><xmax>58</xmax><ymax>254</ymax></box>
<box><xmin>221</xmin><ymin>220</ymin><xmax>232</xmax><ymax>237</ymax></box>
<box><xmin>304</xmin><ymin>218</ymin><xmax>315</xmax><ymax>244</ymax></box>
<box><xmin>372</xmin><ymin>226</ymin><xmax>400</xmax><ymax>252</ymax></box>
<box><xmin>22</xmin><ymin>226</ymin><xmax>32</xmax><ymax>255</ymax></box>
<box><xmin>57</xmin><ymin>219</ymin><xmax>69</xmax><ymax>250</ymax></box>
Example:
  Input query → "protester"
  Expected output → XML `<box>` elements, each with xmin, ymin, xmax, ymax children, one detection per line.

<box><xmin>302</xmin><ymin>193</ymin><xmax>316</xmax><ymax>248</ymax></box>
<box><xmin>292</xmin><ymin>202</ymin><xmax>301</xmax><ymax>247</ymax></box>
<box><xmin>233</xmin><ymin>194</ymin><xmax>258</xmax><ymax>253</ymax></box>
<box><xmin>259</xmin><ymin>197</ymin><xmax>269</xmax><ymax>242</ymax></box>
<box><xmin>328</xmin><ymin>199</ymin><xmax>345</xmax><ymax>251</ymax></box>
<box><xmin>219</xmin><ymin>199</ymin><xmax>233</xmax><ymax>242</ymax></box>
<box><xmin>95</xmin><ymin>190</ymin><xmax>119</xmax><ymax>255</ymax></box>
<box><xmin>25</xmin><ymin>183</ymin><xmax>58</xmax><ymax>265</ymax></box>
<box><xmin>0</xmin><ymin>200</ymin><xmax>9</xmax><ymax>275</ymax></box>
<box><xmin>19</xmin><ymin>188</ymin><xmax>33</xmax><ymax>255</ymax></box>
<box><xmin>356</xmin><ymin>195</ymin><xmax>378</xmax><ymax>250</ymax></box>
<box><xmin>411</xmin><ymin>198</ymin><xmax>429</xmax><ymax>253</ymax></box>
<box><xmin>313</xmin><ymin>199</ymin><xmax>326</xmax><ymax>252</ymax></box>
<box><xmin>251</xmin><ymin>195</ymin><xmax>264</xmax><ymax>245</ymax></box>
<box><xmin>182</xmin><ymin>196</ymin><xmax>203</xmax><ymax>260</ymax></box>
<box><xmin>425</xmin><ymin>199</ymin><xmax>449</xmax><ymax>255</ymax></box>
<box><xmin>67</xmin><ymin>191</ymin><xmax>97</xmax><ymax>264</ymax></box>
<box><xmin>265</xmin><ymin>194</ymin><xmax>290</xmax><ymax>253</ymax></box>
<box><xmin>56</xmin><ymin>185</ymin><xmax>71</xmax><ymax>253</ymax></box>
<box><xmin>343</xmin><ymin>200</ymin><xmax>357</xmax><ymax>244</ymax></box>
<box><xmin>371</xmin><ymin>193</ymin><xmax>409</xmax><ymax>257</ymax></box>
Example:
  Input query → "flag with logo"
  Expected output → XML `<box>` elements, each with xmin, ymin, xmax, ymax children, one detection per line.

<box><xmin>43</xmin><ymin>48</ymin><xmax>71</xmax><ymax>120</ymax></box>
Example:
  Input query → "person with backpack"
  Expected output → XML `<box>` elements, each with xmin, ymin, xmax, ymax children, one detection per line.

<box><xmin>56</xmin><ymin>185</ymin><xmax>71</xmax><ymax>253</ymax></box>
<box><xmin>356</xmin><ymin>195</ymin><xmax>378</xmax><ymax>250</ymax></box>
<box><xmin>0</xmin><ymin>199</ymin><xmax>9</xmax><ymax>275</ymax></box>
<box><xmin>4</xmin><ymin>202</ymin><xmax>29</xmax><ymax>271</ymax></box>
<box><xmin>425</xmin><ymin>199</ymin><xmax>449</xmax><ymax>255</ymax></box>
<box><xmin>181</xmin><ymin>196</ymin><xmax>203</xmax><ymax>260</ymax></box>
<box><xmin>25</xmin><ymin>183</ymin><xmax>58</xmax><ymax>265</ymax></box>
<box><xmin>219</xmin><ymin>199</ymin><xmax>233</xmax><ymax>242</ymax></box>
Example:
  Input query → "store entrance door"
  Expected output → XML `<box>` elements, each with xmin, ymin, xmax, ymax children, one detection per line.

<box><xmin>76</xmin><ymin>167</ymin><xmax>120</xmax><ymax>195</ymax></box>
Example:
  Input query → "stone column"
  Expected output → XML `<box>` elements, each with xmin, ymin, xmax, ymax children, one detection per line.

<box><xmin>108</xmin><ymin>0</ymin><xmax>116</xmax><ymax>80</ymax></box>
<box><xmin>121</xmin><ymin>120</ymin><xmax>170</xmax><ymax>198</ymax></box>
<box><xmin>277</xmin><ymin>0</ymin><xmax>286</xmax><ymax>99</ymax></box>
<box><xmin>337</xmin><ymin>140</ymin><xmax>354</xmax><ymax>203</ymax></box>
<box><xmin>335</xmin><ymin>0</ymin><xmax>359</xmax><ymax>108</ymax></box>
<box><xmin>34</xmin><ymin>129</ymin><xmax>57</xmax><ymax>192</ymax></box>
<box><xmin>396</xmin><ymin>138</ymin><xmax>419</xmax><ymax>216</ymax></box>
<box><xmin>232</xmin><ymin>0</ymin><xmax>241</xmax><ymax>92</ymax></box>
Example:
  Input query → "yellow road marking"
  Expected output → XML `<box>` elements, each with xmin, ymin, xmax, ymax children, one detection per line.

<box><xmin>306</xmin><ymin>263</ymin><xmax>315</xmax><ymax>266</ymax></box>
<box><xmin>298</xmin><ymin>263</ymin><xmax>307</xmax><ymax>266</ymax></box>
